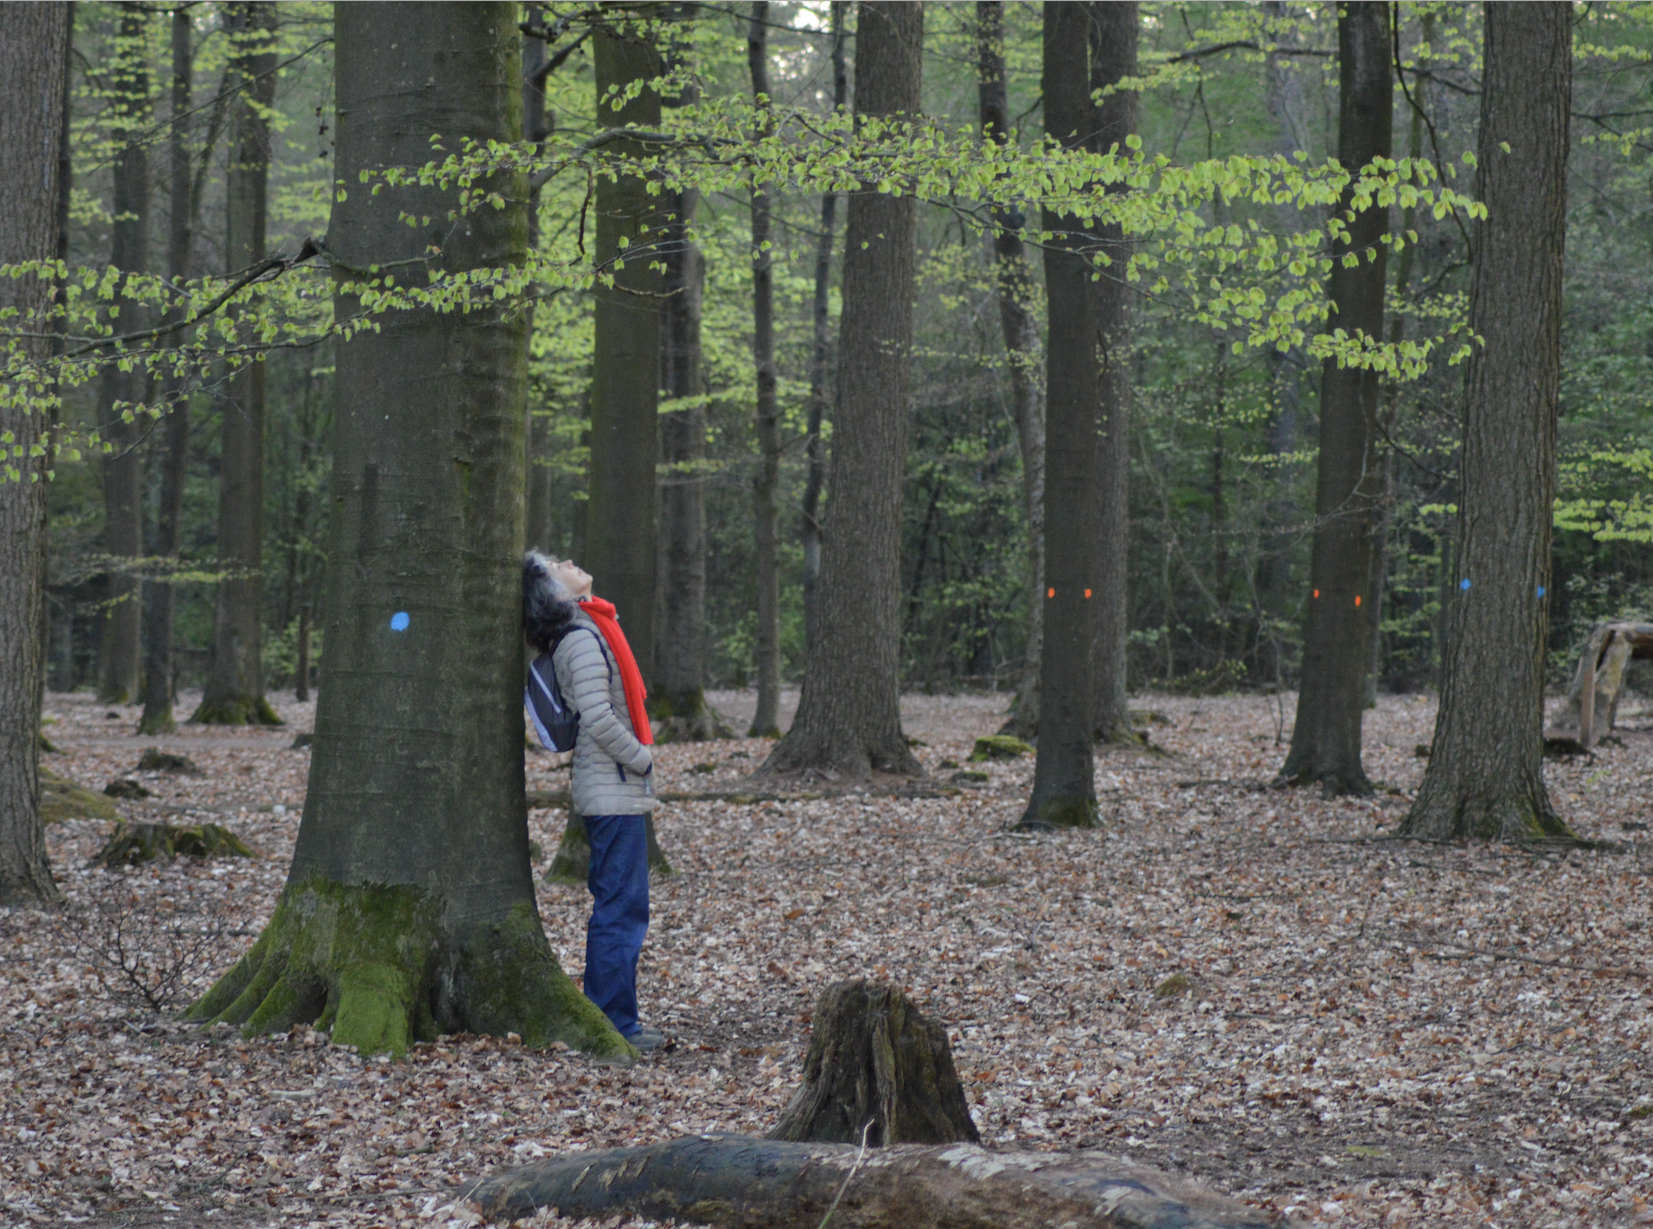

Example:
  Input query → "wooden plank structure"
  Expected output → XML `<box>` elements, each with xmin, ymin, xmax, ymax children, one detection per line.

<box><xmin>1567</xmin><ymin>622</ymin><xmax>1653</xmax><ymax>748</ymax></box>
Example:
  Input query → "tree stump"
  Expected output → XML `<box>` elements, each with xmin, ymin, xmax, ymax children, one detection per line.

<box><xmin>94</xmin><ymin>821</ymin><xmax>255</xmax><ymax>867</ymax></box>
<box><xmin>1566</xmin><ymin>622</ymin><xmax>1653</xmax><ymax>747</ymax></box>
<box><xmin>542</xmin><ymin>809</ymin><xmax>674</xmax><ymax>885</ymax></box>
<box><xmin>769</xmin><ymin>979</ymin><xmax>979</xmax><ymax>1146</ymax></box>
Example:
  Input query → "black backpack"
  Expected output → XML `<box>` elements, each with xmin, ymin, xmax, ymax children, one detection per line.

<box><xmin>525</xmin><ymin>629</ymin><xmax>607</xmax><ymax>752</ymax></box>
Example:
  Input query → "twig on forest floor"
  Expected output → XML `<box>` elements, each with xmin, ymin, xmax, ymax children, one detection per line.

<box><xmin>818</xmin><ymin>1120</ymin><xmax>874</xmax><ymax>1229</ymax></box>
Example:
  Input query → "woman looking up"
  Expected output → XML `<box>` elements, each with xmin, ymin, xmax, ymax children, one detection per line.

<box><xmin>523</xmin><ymin>552</ymin><xmax>661</xmax><ymax>1051</ymax></box>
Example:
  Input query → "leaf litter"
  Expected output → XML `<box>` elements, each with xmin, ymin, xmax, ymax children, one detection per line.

<box><xmin>6</xmin><ymin>687</ymin><xmax>1652</xmax><ymax>1227</ymax></box>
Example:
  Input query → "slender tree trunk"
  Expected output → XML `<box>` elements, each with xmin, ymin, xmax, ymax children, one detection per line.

<box><xmin>191</xmin><ymin>4</ymin><xmax>628</xmax><ymax>1059</ymax></box>
<box><xmin>1399</xmin><ymin>3</ymin><xmax>1576</xmax><ymax>844</ymax></box>
<box><xmin>523</xmin><ymin>12</ymin><xmax>553</xmax><ymax>555</ymax></box>
<box><xmin>1257</xmin><ymin>0</ymin><xmax>1311</xmax><ymax>686</ymax></box>
<box><xmin>748</xmin><ymin>3</ymin><xmax>783</xmax><ymax>738</ymax></box>
<box><xmin>96</xmin><ymin>4</ymin><xmax>151</xmax><ymax>706</ymax></box>
<box><xmin>1276</xmin><ymin>1</ymin><xmax>1391</xmax><ymax>796</ymax></box>
<box><xmin>587</xmin><ymin>14</ymin><xmax>664</xmax><ymax>688</ymax></box>
<box><xmin>139</xmin><ymin>7</ymin><xmax>195</xmax><ymax>735</ymax></box>
<box><xmin>0</xmin><ymin>3</ymin><xmax>71</xmax><ymax>908</ymax></box>
<box><xmin>196</xmin><ymin>2</ymin><xmax>281</xmax><ymax>725</ymax></box>
<box><xmin>978</xmin><ymin>1</ymin><xmax>1046</xmax><ymax>741</ymax></box>
<box><xmin>654</xmin><ymin>185</ymin><xmax>725</xmax><ymax>741</ymax></box>
<box><xmin>1021</xmin><ymin>1</ymin><xmax>1102</xmax><ymax>828</ymax></box>
<box><xmin>1088</xmin><ymin>0</ymin><xmax>1136</xmax><ymax>745</ymax></box>
<box><xmin>800</xmin><ymin>2</ymin><xmax>847</xmax><ymax>657</ymax></box>
<box><xmin>760</xmin><ymin>2</ymin><xmax>923</xmax><ymax>780</ymax></box>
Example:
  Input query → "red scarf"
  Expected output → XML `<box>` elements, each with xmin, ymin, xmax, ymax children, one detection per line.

<box><xmin>578</xmin><ymin>596</ymin><xmax>653</xmax><ymax>745</ymax></box>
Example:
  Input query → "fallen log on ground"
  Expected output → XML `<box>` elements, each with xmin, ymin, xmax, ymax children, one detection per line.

<box><xmin>466</xmin><ymin>1133</ymin><xmax>1281</xmax><ymax>1229</ymax></box>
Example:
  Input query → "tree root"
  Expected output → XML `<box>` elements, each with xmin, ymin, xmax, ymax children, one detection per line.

<box><xmin>189</xmin><ymin>693</ymin><xmax>285</xmax><ymax>726</ymax></box>
<box><xmin>188</xmin><ymin>878</ymin><xmax>632</xmax><ymax>1059</ymax></box>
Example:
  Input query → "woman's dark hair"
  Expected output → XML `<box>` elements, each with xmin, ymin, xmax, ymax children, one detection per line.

<box><xmin>523</xmin><ymin>551</ymin><xmax>577</xmax><ymax>654</ymax></box>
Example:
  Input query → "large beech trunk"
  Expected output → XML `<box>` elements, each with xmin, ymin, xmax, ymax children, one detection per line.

<box><xmin>1399</xmin><ymin>3</ymin><xmax>1575</xmax><ymax>843</ymax></box>
<box><xmin>196</xmin><ymin>2</ymin><xmax>281</xmax><ymax>726</ymax></box>
<box><xmin>96</xmin><ymin>4</ymin><xmax>151</xmax><ymax>707</ymax></box>
<box><xmin>761</xmin><ymin>2</ymin><xmax>924</xmax><ymax>780</ymax></box>
<box><xmin>1276</xmin><ymin>2</ymin><xmax>1391</xmax><ymax>796</ymax></box>
<box><xmin>0</xmin><ymin>3</ymin><xmax>71</xmax><ymax>907</ymax></box>
<box><xmin>189</xmin><ymin>5</ymin><xmax>628</xmax><ymax>1060</ymax></box>
<box><xmin>468</xmin><ymin>1135</ymin><xmax>1281</xmax><ymax>1229</ymax></box>
<box><xmin>586</xmin><ymin>15</ymin><xmax>664</xmax><ymax>686</ymax></box>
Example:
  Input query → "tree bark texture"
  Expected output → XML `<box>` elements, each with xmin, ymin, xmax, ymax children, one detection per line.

<box><xmin>1256</xmin><ymin>0</ymin><xmax>1310</xmax><ymax>685</ymax></box>
<box><xmin>587</xmin><ymin>15</ymin><xmax>664</xmax><ymax>688</ymax></box>
<box><xmin>469</xmin><ymin>1135</ymin><xmax>1282</xmax><ymax>1229</ymax></box>
<box><xmin>1089</xmin><ymin>1</ymin><xmax>1136</xmax><ymax>744</ymax></box>
<box><xmin>761</xmin><ymin>2</ymin><xmax>923</xmax><ymax>780</ymax></box>
<box><xmin>1399</xmin><ymin>2</ymin><xmax>1575</xmax><ymax>843</ymax></box>
<box><xmin>1277</xmin><ymin>1</ymin><xmax>1391</xmax><ymax>796</ymax></box>
<box><xmin>748</xmin><ymin>3</ymin><xmax>783</xmax><ymax>738</ymax></box>
<box><xmin>523</xmin><ymin>14</ymin><xmax>553</xmax><ymax>556</ymax></box>
<box><xmin>96</xmin><ymin>4</ymin><xmax>151</xmax><ymax>706</ymax></box>
<box><xmin>769</xmin><ymin>980</ymin><xmax>978</xmax><ymax>1146</ymax></box>
<box><xmin>801</xmin><ymin>2</ymin><xmax>847</xmax><ymax>660</ymax></box>
<box><xmin>139</xmin><ymin>8</ymin><xmax>196</xmax><ymax>736</ymax></box>
<box><xmin>196</xmin><ymin>2</ymin><xmax>281</xmax><ymax>726</ymax></box>
<box><xmin>978</xmin><ymin>2</ymin><xmax>1046</xmax><ymax>742</ymax></box>
<box><xmin>190</xmin><ymin>3</ymin><xmax>629</xmax><ymax>1060</ymax></box>
<box><xmin>653</xmin><ymin>186</ymin><xmax>726</xmax><ymax>741</ymax></box>
<box><xmin>0</xmin><ymin>2</ymin><xmax>70</xmax><ymax>908</ymax></box>
<box><xmin>1021</xmin><ymin>2</ymin><xmax>1102</xmax><ymax>829</ymax></box>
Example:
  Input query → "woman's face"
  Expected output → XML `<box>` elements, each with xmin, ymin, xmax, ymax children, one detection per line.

<box><xmin>548</xmin><ymin>558</ymin><xmax>593</xmax><ymax>599</ymax></box>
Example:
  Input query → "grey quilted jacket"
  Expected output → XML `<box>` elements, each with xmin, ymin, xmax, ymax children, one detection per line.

<box><xmin>552</xmin><ymin>609</ymin><xmax>657</xmax><ymax>817</ymax></box>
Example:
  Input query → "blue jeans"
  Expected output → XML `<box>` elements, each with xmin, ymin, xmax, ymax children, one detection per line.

<box><xmin>583</xmin><ymin>814</ymin><xmax>650</xmax><ymax>1038</ymax></box>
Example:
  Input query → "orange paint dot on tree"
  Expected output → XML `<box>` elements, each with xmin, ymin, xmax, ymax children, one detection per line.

<box><xmin>1047</xmin><ymin>587</ymin><xmax>1055</xmax><ymax>598</ymax></box>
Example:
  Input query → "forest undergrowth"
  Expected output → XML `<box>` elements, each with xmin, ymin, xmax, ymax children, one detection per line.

<box><xmin>6</xmin><ymin>687</ymin><xmax>1652</xmax><ymax>1228</ymax></box>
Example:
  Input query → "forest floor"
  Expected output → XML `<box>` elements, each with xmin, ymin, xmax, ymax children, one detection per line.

<box><xmin>6</xmin><ymin>686</ymin><xmax>1652</xmax><ymax>1229</ymax></box>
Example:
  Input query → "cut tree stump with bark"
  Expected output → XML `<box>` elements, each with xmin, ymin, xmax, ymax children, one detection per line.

<box><xmin>770</xmin><ymin>979</ymin><xmax>978</xmax><ymax>1146</ymax></box>
<box><xmin>467</xmin><ymin>1134</ymin><xmax>1282</xmax><ymax>1229</ymax></box>
<box><xmin>1565</xmin><ymin>622</ymin><xmax>1653</xmax><ymax>748</ymax></box>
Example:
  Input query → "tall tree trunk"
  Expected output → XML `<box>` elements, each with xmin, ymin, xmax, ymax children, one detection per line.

<box><xmin>1088</xmin><ymin>0</ymin><xmax>1136</xmax><ymax>746</ymax></box>
<box><xmin>139</xmin><ymin>6</ymin><xmax>195</xmax><ymax>735</ymax></box>
<box><xmin>1256</xmin><ymin>0</ymin><xmax>1310</xmax><ymax>686</ymax></box>
<box><xmin>1020</xmin><ymin>1</ymin><xmax>1102</xmax><ymax>828</ymax></box>
<box><xmin>748</xmin><ymin>2</ymin><xmax>783</xmax><ymax>738</ymax></box>
<box><xmin>190</xmin><ymin>4</ymin><xmax>629</xmax><ymax>1059</ymax></box>
<box><xmin>523</xmin><ymin>11</ymin><xmax>553</xmax><ymax>555</ymax></box>
<box><xmin>96</xmin><ymin>3</ymin><xmax>151</xmax><ymax>706</ymax></box>
<box><xmin>978</xmin><ymin>1</ymin><xmax>1046</xmax><ymax>741</ymax></box>
<box><xmin>1399</xmin><ymin>3</ymin><xmax>1576</xmax><ymax>843</ymax></box>
<box><xmin>0</xmin><ymin>2</ymin><xmax>71</xmax><ymax>908</ymax></box>
<box><xmin>1276</xmin><ymin>1</ymin><xmax>1391</xmax><ymax>796</ymax></box>
<box><xmin>587</xmin><ymin>14</ymin><xmax>663</xmax><ymax>688</ymax></box>
<box><xmin>800</xmin><ymin>1</ymin><xmax>847</xmax><ymax>657</ymax></box>
<box><xmin>760</xmin><ymin>1</ymin><xmax>923</xmax><ymax>780</ymax></box>
<box><xmin>654</xmin><ymin>185</ymin><xmax>725</xmax><ymax>741</ymax></box>
<box><xmin>196</xmin><ymin>2</ymin><xmax>280</xmax><ymax>725</ymax></box>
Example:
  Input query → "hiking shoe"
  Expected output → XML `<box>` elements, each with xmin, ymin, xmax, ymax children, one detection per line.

<box><xmin>627</xmin><ymin>1025</ymin><xmax>665</xmax><ymax>1052</ymax></box>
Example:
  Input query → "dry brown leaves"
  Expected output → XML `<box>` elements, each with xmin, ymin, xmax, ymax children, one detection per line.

<box><xmin>5</xmin><ymin>687</ymin><xmax>1651</xmax><ymax>1228</ymax></box>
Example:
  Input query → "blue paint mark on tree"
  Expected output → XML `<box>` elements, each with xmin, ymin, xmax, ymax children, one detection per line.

<box><xmin>390</xmin><ymin>611</ymin><xmax>410</xmax><ymax>632</ymax></box>
<box><xmin>1459</xmin><ymin>578</ymin><xmax>1472</xmax><ymax>591</ymax></box>
<box><xmin>1537</xmin><ymin>585</ymin><xmax>1546</xmax><ymax>598</ymax></box>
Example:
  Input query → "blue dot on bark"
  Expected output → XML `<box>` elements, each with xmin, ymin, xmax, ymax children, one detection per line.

<box><xmin>390</xmin><ymin>611</ymin><xmax>410</xmax><ymax>631</ymax></box>
<box><xmin>1537</xmin><ymin>585</ymin><xmax>1546</xmax><ymax>598</ymax></box>
<box><xmin>1459</xmin><ymin>578</ymin><xmax>1471</xmax><ymax>591</ymax></box>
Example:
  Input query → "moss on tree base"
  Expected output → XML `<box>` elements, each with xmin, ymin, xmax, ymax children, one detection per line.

<box><xmin>189</xmin><ymin>693</ymin><xmax>285</xmax><ymax>727</ymax></box>
<box><xmin>188</xmin><ymin>878</ymin><xmax>633</xmax><ymax>1059</ymax></box>
<box><xmin>1015</xmin><ymin>795</ymin><xmax>1098</xmax><ymax>831</ymax></box>
<box><xmin>544</xmin><ymin>812</ymin><xmax>674</xmax><ymax>886</ymax></box>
